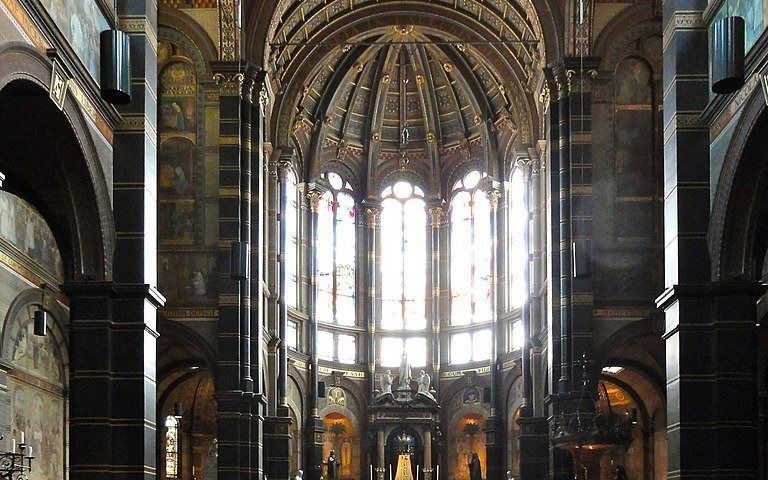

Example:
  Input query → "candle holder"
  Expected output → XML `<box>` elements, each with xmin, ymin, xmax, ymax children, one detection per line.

<box><xmin>0</xmin><ymin>435</ymin><xmax>35</xmax><ymax>480</ymax></box>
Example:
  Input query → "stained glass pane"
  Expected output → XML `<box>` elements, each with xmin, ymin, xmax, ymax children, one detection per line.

<box><xmin>473</xmin><ymin>190</ymin><xmax>492</xmax><ymax>323</ymax></box>
<box><xmin>381</xmin><ymin>300</ymin><xmax>402</xmax><ymax>330</ymax></box>
<box><xmin>285</xmin><ymin>172</ymin><xmax>298</xmax><ymax>308</ymax></box>
<box><xmin>451</xmin><ymin>191</ymin><xmax>472</xmax><ymax>325</ymax></box>
<box><xmin>463</xmin><ymin>170</ymin><xmax>481</xmax><ymax>189</ymax></box>
<box><xmin>451</xmin><ymin>332</ymin><xmax>471</xmax><ymax>364</ymax></box>
<box><xmin>472</xmin><ymin>329</ymin><xmax>492</xmax><ymax>361</ymax></box>
<box><xmin>165</xmin><ymin>415</ymin><xmax>179</xmax><ymax>478</ymax></box>
<box><xmin>511</xmin><ymin>321</ymin><xmax>525</xmax><ymax>350</ymax></box>
<box><xmin>338</xmin><ymin>334</ymin><xmax>356</xmax><ymax>364</ymax></box>
<box><xmin>327</xmin><ymin>172</ymin><xmax>344</xmax><ymax>190</ymax></box>
<box><xmin>316</xmin><ymin>192</ymin><xmax>334</xmax><ymax>323</ymax></box>
<box><xmin>405</xmin><ymin>337</ymin><xmax>427</xmax><ymax>367</ymax></box>
<box><xmin>403</xmin><ymin>198</ymin><xmax>426</xmax><ymax>302</ymax></box>
<box><xmin>393</xmin><ymin>181</ymin><xmax>413</xmax><ymax>199</ymax></box>
<box><xmin>380</xmin><ymin>198</ymin><xmax>403</xmax><ymax>304</ymax></box>
<box><xmin>380</xmin><ymin>337</ymin><xmax>404</xmax><ymax>367</ymax></box>
<box><xmin>335</xmin><ymin>192</ymin><xmax>356</xmax><ymax>325</ymax></box>
<box><xmin>509</xmin><ymin>170</ymin><xmax>527</xmax><ymax>309</ymax></box>
<box><xmin>317</xmin><ymin>330</ymin><xmax>334</xmax><ymax>361</ymax></box>
<box><xmin>286</xmin><ymin>320</ymin><xmax>298</xmax><ymax>349</ymax></box>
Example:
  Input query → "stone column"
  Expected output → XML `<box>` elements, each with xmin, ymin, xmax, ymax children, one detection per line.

<box><xmin>305</xmin><ymin>189</ymin><xmax>325</xmax><ymax>480</ymax></box>
<box><xmin>485</xmin><ymin>187</ymin><xmax>505</xmax><ymax>480</ymax></box>
<box><xmin>428</xmin><ymin>204</ymin><xmax>443</xmax><ymax>391</ymax></box>
<box><xmin>66</xmin><ymin>2</ymin><xmax>164</xmax><ymax>478</ymax></box>
<box><xmin>364</xmin><ymin>201</ymin><xmax>381</xmax><ymax>397</ymax></box>
<box><xmin>423</xmin><ymin>429</ymin><xmax>433</xmax><ymax>480</ymax></box>
<box><xmin>377</xmin><ymin>429</ymin><xmax>387</xmax><ymax>480</ymax></box>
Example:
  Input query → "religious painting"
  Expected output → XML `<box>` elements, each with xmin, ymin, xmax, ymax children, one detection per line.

<box><xmin>449</xmin><ymin>414</ymin><xmax>487</xmax><ymax>480</ymax></box>
<box><xmin>462</xmin><ymin>387</ymin><xmax>480</xmax><ymax>404</ymax></box>
<box><xmin>0</xmin><ymin>192</ymin><xmax>63</xmax><ymax>279</ymax></box>
<box><xmin>322</xmin><ymin>413</ymin><xmax>358</xmax><ymax>480</ymax></box>
<box><xmin>8</xmin><ymin>307</ymin><xmax>66</xmax><ymax>480</ymax></box>
<box><xmin>159</xmin><ymin>61</ymin><xmax>197</xmax><ymax>134</ymax></box>
<box><xmin>159</xmin><ymin>252</ymin><xmax>217</xmax><ymax>303</ymax></box>
<box><xmin>159</xmin><ymin>137</ymin><xmax>197</xmax><ymax>198</ymax></box>
<box><xmin>39</xmin><ymin>0</ymin><xmax>109</xmax><ymax>81</ymax></box>
<box><xmin>159</xmin><ymin>201</ymin><xmax>196</xmax><ymax>245</ymax></box>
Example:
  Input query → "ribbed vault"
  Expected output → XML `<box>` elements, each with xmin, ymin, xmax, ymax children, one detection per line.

<box><xmin>264</xmin><ymin>1</ymin><xmax>549</xmax><ymax>198</ymax></box>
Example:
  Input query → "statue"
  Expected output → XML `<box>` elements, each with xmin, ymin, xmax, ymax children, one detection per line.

<box><xmin>506</xmin><ymin>471</ymin><xmax>514</xmax><ymax>480</ymax></box>
<box><xmin>399</xmin><ymin>352</ymin><xmax>412</xmax><ymax>388</ymax></box>
<box><xmin>295</xmin><ymin>469</ymin><xmax>304</xmax><ymax>480</ymax></box>
<box><xmin>401</xmin><ymin>124</ymin><xmax>410</xmax><ymax>145</ymax></box>
<box><xmin>468</xmin><ymin>452</ymin><xmax>482</xmax><ymax>480</ymax></box>
<box><xmin>613</xmin><ymin>466</ymin><xmax>628</xmax><ymax>480</ymax></box>
<box><xmin>325</xmin><ymin>450</ymin><xmax>341</xmax><ymax>480</ymax></box>
<box><xmin>381</xmin><ymin>369</ymin><xmax>393</xmax><ymax>395</ymax></box>
<box><xmin>417</xmin><ymin>370</ymin><xmax>431</xmax><ymax>396</ymax></box>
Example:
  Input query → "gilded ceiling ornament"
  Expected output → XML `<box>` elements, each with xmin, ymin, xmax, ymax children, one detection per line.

<box><xmin>443</xmin><ymin>62</ymin><xmax>453</xmax><ymax>73</ymax></box>
<box><xmin>371</xmin><ymin>132</ymin><xmax>380</xmax><ymax>142</ymax></box>
<box><xmin>325</xmin><ymin>115</ymin><xmax>333</xmax><ymax>125</ymax></box>
<box><xmin>426</xmin><ymin>131</ymin><xmax>436</xmax><ymax>144</ymax></box>
<box><xmin>456</xmin><ymin>43</ymin><xmax>467</xmax><ymax>52</ymax></box>
<box><xmin>382</xmin><ymin>74</ymin><xmax>391</xmax><ymax>83</ymax></box>
<box><xmin>337</xmin><ymin>139</ymin><xmax>348</xmax><ymax>160</ymax></box>
<box><xmin>415</xmin><ymin>74</ymin><xmax>425</xmax><ymax>85</ymax></box>
<box><xmin>355</xmin><ymin>63</ymin><xmax>364</xmax><ymax>73</ymax></box>
<box><xmin>460</xmin><ymin>138</ymin><xmax>471</xmax><ymax>160</ymax></box>
<box><xmin>474</xmin><ymin>115</ymin><xmax>482</xmax><ymax>125</ymax></box>
<box><xmin>393</xmin><ymin>25</ymin><xmax>414</xmax><ymax>35</ymax></box>
<box><xmin>399</xmin><ymin>150</ymin><xmax>410</xmax><ymax>171</ymax></box>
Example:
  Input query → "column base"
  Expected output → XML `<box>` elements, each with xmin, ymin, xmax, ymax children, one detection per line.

<box><xmin>265</xmin><ymin>410</ymin><xmax>292</xmax><ymax>480</ymax></box>
<box><xmin>518</xmin><ymin>417</ymin><xmax>548</xmax><ymax>480</ymax></box>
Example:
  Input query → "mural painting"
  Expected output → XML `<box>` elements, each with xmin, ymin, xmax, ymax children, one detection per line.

<box><xmin>0</xmin><ymin>192</ymin><xmax>63</xmax><ymax>279</ymax></box>
<box><xmin>39</xmin><ymin>0</ymin><xmax>108</xmax><ymax>80</ymax></box>
<box><xmin>159</xmin><ymin>253</ymin><xmax>217</xmax><ymax>303</ymax></box>
<box><xmin>449</xmin><ymin>414</ymin><xmax>486</xmax><ymax>480</ymax></box>
<box><xmin>159</xmin><ymin>53</ymin><xmax>198</xmax><ymax>246</ymax></box>
<box><xmin>322</xmin><ymin>413</ymin><xmax>357</xmax><ymax>480</ymax></box>
<box><xmin>8</xmin><ymin>307</ymin><xmax>66</xmax><ymax>480</ymax></box>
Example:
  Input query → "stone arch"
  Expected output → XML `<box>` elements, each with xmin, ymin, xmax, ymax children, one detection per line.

<box><xmin>0</xmin><ymin>42</ymin><xmax>113</xmax><ymax>281</ymax></box>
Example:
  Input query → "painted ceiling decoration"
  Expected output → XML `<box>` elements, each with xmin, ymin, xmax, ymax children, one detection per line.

<box><xmin>265</xmin><ymin>1</ymin><xmax>547</xmax><ymax>198</ymax></box>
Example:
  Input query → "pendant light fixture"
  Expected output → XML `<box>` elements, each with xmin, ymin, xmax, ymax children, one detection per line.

<box><xmin>711</xmin><ymin>1</ymin><xmax>745</xmax><ymax>94</ymax></box>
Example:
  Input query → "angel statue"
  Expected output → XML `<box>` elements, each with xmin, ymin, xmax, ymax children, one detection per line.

<box><xmin>380</xmin><ymin>369</ymin><xmax>393</xmax><ymax>395</ymax></box>
<box><xmin>417</xmin><ymin>370</ymin><xmax>432</xmax><ymax>396</ymax></box>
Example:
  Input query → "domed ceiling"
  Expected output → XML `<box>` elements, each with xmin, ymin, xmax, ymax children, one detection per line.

<box><xmin>267</xmin><ymin>0</ymin><xmax>546</xmax><ymax>195</ymax></box>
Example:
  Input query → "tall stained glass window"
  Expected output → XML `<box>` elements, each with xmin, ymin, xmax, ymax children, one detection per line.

<box><xmin>315</xmin><ymin>172</ymin><xmax>356</xmax><ymax>325</ymax></box>
<box><xmin>450</xmin><ymin>170</ymin><xmax>492</xmax><ymax>326</ymax></box>
<box><xmin>284</xmin><ymin>170</ymin><xmax>299</xmax><ymax>308</ymax></box>
<box><xmin>165</xmin><ymin>415</ymin><xmax>179</xmax><ymax>478</ymax></box>
<box><xmin>380</xmin><ymin>181</ymin><xmax>426</xmax><ymax>331</ymax></box>
<box><xmin>507</xmin><ymin>169</ymin><xmax>527</xmax><ymax>309</ymax></box>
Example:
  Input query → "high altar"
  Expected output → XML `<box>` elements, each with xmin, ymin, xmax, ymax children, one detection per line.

<box><xmin>369</xmin><ymin>360</ymin><xmax>440</xmax><ymax>480</ymax></box>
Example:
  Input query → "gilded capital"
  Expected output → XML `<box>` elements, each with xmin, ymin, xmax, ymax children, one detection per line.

<box><xmin>489</xmin><ymin>189</ymin><xmax>501</xmax><ymax>211</ymax></box>
<box><xmin>428</xmin><ymin>206</ymin><xmax>444</xmax><ymax>227</ymax></box>
<box><xmin>364</xmin><ymin>207</ymin><xmax>381</xmax><ymax>227</ymax></box>
<box><xmin>307</xmin><ymin>190</ymin><xmax>323</xmax><ymax>213</ymax></box>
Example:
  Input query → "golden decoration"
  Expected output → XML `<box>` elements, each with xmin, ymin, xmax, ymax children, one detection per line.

<box><xmin>355</xmin><ymin>63</ymin><xmax>364</xmax><ymax>73</ymax></box>
<box><xmin>474</xmin><ymin>115</ymin><xmax>482</xmax><ymax>125</ymax></box>
<box><xmin>456</xmin><ymin>43</ymin><xmax>467</xmax><ymax>52</ymax></box>
<box><xmin>393</xmin><ymin>25</ymin><xmax>414</xmax><ymax>35</ymax></box>
<box><xmin>383</xmin><ymin>74</ymin><xmax>391</xmax><ymax>83</ymax></box>
<box><xmin>443</xmin><ymin>62</ymin><xmax>453</xmax><ymax>73</ymax></box>
<box><xmin>415</xmin><ymin>74</ymin><xmax>425</xmax><ymax>85</ymax></box>
<box><xmin>426</xmin><ymin>131</ymin><xmax>436</xmax><ymax>143</ymax></box>
<box><xmin>325</xmin><ymin>115</ymin><xmax>333</xmax><ymax>125</ymax></box>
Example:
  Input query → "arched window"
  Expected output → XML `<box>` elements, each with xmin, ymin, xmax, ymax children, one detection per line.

<box><xmin>164</xmin><ymin>415</ymin><xmax>179</xmax><ymax>479</ymax></box>
<box><xmin>507</xmin><ymin>169</ymin><xmax>527</xmax><ymax>309</ymax></box>
<box><xmin>450</xmin><ymin>170</ymin><xmax>492</xmax><ymax>326</ymax></box>
<box><xmin>284</xmin><ymin>170</ymin><xmax>299</xmax><ymax>309</ymax></box>
<box><xmin>380</xmin><ymin>181</ymin><xmax>426</xmax><ymax>331</ymax></box>
<box><xmin>315</xmin><ymin>172</ymin><xmax>356</xmax><ymax>326</ymax></box>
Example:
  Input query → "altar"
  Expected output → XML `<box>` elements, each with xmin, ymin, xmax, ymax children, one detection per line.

<box><xmin>368</xmin><ymin>354</ymin><xmax>441</xmax><ymax>480</ymax></box>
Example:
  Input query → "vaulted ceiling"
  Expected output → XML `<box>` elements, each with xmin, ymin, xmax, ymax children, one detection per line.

<box><xmin>261</xmin><ymin>0</ymin><xmax>552</xmax><ymax>196</ymax></box>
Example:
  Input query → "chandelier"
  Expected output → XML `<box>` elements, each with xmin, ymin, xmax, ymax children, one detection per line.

<box><xmin>0</xmin><ymin>432</ymin><xmax>35</xmax><ymax>480</ymax></box>
<box><xmin>550</xmin><ymin>354</ymin><xmax>632</xmax><ymax>454</ymax></box>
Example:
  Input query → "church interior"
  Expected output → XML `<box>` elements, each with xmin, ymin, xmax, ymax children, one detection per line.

<box><xmin>0</xmin><ymin>0</ymin><xmax>766</xmax><ymax>479</ymax></box>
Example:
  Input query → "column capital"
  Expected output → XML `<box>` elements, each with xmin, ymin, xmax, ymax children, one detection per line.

<box><xmin>427</xmin><ymin>204</ymin><xmax>445</xmax><ymax>227</ymax></box>
<box><xmin>307</xmin><ymin>189</ymin><xmax>323</xmax><ymax>213</ymax></box>
<box><xmin>488</xmin><ymin>188</ymin><xmax>502</xmax><ymax>211</ymax></box>
<box><xmin>362</xmin><ymin>200</ymin><xmax>381</xmax><ymax>227</ymax></box>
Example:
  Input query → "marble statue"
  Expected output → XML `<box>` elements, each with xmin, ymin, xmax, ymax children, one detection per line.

<box><xmin>295</xmin><ymin>469</ymin><xmax>304</xmax><ymax>480</ymax></box>
<box><xmin>381</xmin><ymin>369</ymin><xmax>393</xmax><ymax>395</ymax></box>
<box><xmin>417</xmin><ymin>370</ymin><xmax>431</xmax><ymax>396</ymax></box>
<box><xmin>399</xmin><ymin>352</ymin><xmax>412</xmax><ymax>388</ymax></box>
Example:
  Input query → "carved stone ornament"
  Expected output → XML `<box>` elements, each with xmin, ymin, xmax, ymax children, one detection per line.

<box><xmin>213</xmin><ymin>72</ymin><xmax>245</xmax><ymax>96</ymax></box>
<box><xmin>429</xmin><ymin>206</ymin><xmax>444</xmax><ymax>227</ymax></box>
<box><xmin>307</xmin><ymin>190</ymin><xmax>323</xmax><ymax>213</ymax></box>
<box><xmin>488</xmin><ymin>189</ymin><xmax>501</xmax><ymax>210</ymax></box>
<box><xmin>364</xmin><ymin>207</ymin><xmax>381</xmax><ymax>227</ymax></box>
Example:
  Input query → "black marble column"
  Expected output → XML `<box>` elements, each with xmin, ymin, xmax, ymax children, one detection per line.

<box><xmin>67</xmin><ymin>2</ymin><xmax>163</xmax><ymax>478</ymax></box>
<box><xmin>428</xmin><ymin>204</ymin><xmax>443</xmax><ymax>393</ymax></box>
<box><xmin>363</xmin><ymin>201</ymin><xmax>380</xmax><ymax>398</ymax></box>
